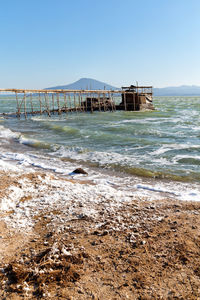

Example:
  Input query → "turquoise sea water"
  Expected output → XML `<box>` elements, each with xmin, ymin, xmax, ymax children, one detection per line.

<box><xmin>0</xmin><ymin>96</ymin><xmax>200</xmax><ymax>182</ymax></box>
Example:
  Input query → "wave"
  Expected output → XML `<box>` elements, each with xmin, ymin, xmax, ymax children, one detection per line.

<box><xmin>52</xmin><ymin>146</ymin><xmax>200</xmax><ymax>182</ymax></box>
<box><xmin>151</xmin><ymin>144</ymin><xmax>200</xmax><ymax>156</ymax></box>
<box><xmin>1</xmin><ymin>149</ymin><xmax>199</xmax><ymax>203</ymax></box>
<box><xmin>19</xmin><ymin>136</ymin><xmax>52</xmax><ymax>150</ymax></box>
<box><xmin>1</xmin><ymin>96</ymin><xmax>200</xmax><ymax>184</ymax></box>
<box><xmin>136</xmin><ymin>184</ymin><xmax>200</xmax><ymax>201</ymax></box>
<box><xmin>51</xmin><ymin>124</ymin><xmax>79</xmax><ymax>135</ymax></box>
<box><xmin>0</xmin><ymin>125</ymin><xmax>20</xmax><ymax>139</ymax></box>
<box><xmin>175</xmin><ymin>156</ymin><xmax>200</xmax><ymax>165</ymax></box>
<box><xmin>0</xmin><ymin>152</ymin><xmax>69</xmax><ymax>174</ymax></box>
<box><xmin>31</xmin><ymin>118</ymin><xmax>81</xmax><ymax>136</ymax></box>
<box><xmin>31</xmin><ymin>116</ymin><xmax>65</xmax><ymax>122</ymax></box>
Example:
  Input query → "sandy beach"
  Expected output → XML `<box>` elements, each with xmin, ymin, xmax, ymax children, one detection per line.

<box><xmin>0</xmin><ymin>167</ymin><xmax>200</xmax><ymax>299</ymax></box>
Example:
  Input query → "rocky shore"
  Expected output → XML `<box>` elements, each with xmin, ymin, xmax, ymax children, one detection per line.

<box><xmin>0</xmin><ymin>170</ymin><xmax>200</xmax><ymax>299</ymax></box>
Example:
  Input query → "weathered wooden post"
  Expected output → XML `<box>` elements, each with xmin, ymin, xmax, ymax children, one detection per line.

<box><xmin>15</xmin><ymin>92</ymin><xmax>20</xmax><ymax>118</ymax></box>
<box><xmin>68</xmin><ymin>93</ymin><xmax>72</xmax><ymax>112</ymax></box>
<box><xmin>39</xmin><ymin>93</ymin><xmax>42</xmax><ymax>114</ymax></box>
<box><xmin>78</xmin><ymin>93</ymin><xmax>81</xmax><ymax>111</ymax></box>
<box><xmin>80</xmin><ymin>92</ymin><xmax>84</xmax><ymax>112</ymax></box>
<box><xmin>109</xmin><ymin>92</ymin><xmax>114</xmax><ymax>112</ymax></box>
<box><xmin>45</xmin><ymin>93</ymin><xmax>51</xmax><ymax>117</ymax></box>
<box><xmin>91</xmin><ymin>93</ymin><xmax>94</xmax><ymax>113</ymax></box>
<box><xmin>124</xmin><ymin>92</ymin><xmax>127</xmax><ymax>111</ymax></box>
<box><xmin>52</xmin><ymin>93</ymin><xmax>55</xmax><ymax>114</ymax></box>
<box><xmin>133</xmin><ymin>92</ymin><xmax>136</xmax><ymax>111</ymax></box>
<box><xmin>112</xmin><ymin>93</ymin><xmax>116</xmax><ymax>111</ymax></box>
<box><xmin>74</xmin><ymin>92</ymin><xmax>77</xmax><ymax>112</ymax></box>
<box><xmin>103</xmin><ymin>92</ymin><xmax>106</xmax><ymax>111</ymax></box>
<box><xmin>30</xmin><ymin>93</ymin><xmax>34</xmax><ymax>115</ymax></box>
<box><xmin>24</xmin><ymin>92</ymin><xmax>27</xmax><ymax>119</ymax></box>
<box><xmin>57</xmin><ymin>93</ymin><xmax>61</xmax><ymax>115</ymax></box>
<box><xmin>85</xmin><ymin>93</ymin><xmax>88</xmax><ymax>111</ymax></box>
<box><xmin>64</xmin><ymin>92</ymin><xmax>68</xmax><ymax>114</ymax></box>
<box><xmin>98</xmin><ymin>92</ymin><xmax>101</xmax><ymax>111</ymax></box>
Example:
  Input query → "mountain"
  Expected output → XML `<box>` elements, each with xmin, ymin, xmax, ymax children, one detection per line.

<box><xmin>46</xmin><ymin>78</ymin><xmax>118</xmax><ymax>91</ymax></box>
<box><xmin>154</xmin><ymin>85</ymin><xmax>200</xmax><ymax>96</ymax></box>
<box><xmin>46</xmin><ymin>79</ymin><xmax>200</xmax><ymax>96</ymax></box>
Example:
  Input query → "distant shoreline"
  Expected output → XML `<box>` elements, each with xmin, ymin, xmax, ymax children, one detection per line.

<box><xmin>154</xmin><ymin>94</ymin><xmax>200</xmax><ymax>97</ymax></box>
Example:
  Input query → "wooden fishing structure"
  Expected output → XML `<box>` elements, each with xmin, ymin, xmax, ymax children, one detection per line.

<box><xmin>0</xmin><ymin>85</ymin><xmax>154</xmax><ymax>118</ymax></box>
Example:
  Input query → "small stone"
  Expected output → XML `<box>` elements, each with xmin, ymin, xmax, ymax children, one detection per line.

<box><xmin>140</xmin><ymin>240</ymin><xmax>146</xmax><ymax>245</ymax></box>
<box><xmin>45</xmin><ymin>232</ymin><xmax>53</xmax><ymax>238</ymax></box>
<box><xmin>101</xmin><ymin>230</ymin><xmax>108</xmax><ymax>236</ymax></box>
<box><xmin>62</xmin><ymin>248</ymin><xmax>72</xmax><ymax>256</ymax></box>
<box><xmin>72</xmin><ymin>168</ymin><xmax>88</xmax><ymax>175</ymax></box>
<box><xmin>93</xmin><ymin>231</ymin><xmax>100</xmax><ymax>235</ymax></box>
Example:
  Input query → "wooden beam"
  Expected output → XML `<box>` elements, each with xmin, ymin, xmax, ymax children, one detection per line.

<box><xmin>0</xmin><ymin>88</ymin><xmax>122</xmax><ymax>94</ymax></box>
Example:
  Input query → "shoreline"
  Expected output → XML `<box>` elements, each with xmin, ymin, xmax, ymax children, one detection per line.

<box><xmin>0</xmin><ymin>144</ymin><xmax>199</xmax><ymax>204</ymax></box>
<box><xmin>0</xmin><ymin>166</ymin><xmax>200</xmax><ymax>299</ymax></box>
<box><xmin>1</xmin><ymin>96</ymin><xmax>200</xmax><ymax>187</ymax></box>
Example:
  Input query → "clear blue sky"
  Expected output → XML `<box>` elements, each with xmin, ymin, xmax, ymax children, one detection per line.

<box><xmin>1</xmin><ymin>0</ymin><xmax>200</xmax><ymax>89</ymax></box>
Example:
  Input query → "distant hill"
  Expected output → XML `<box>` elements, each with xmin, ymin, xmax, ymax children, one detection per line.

<box><xmin>154</xmin><ymin>85</ymin><xmax>200</xmax><ymax>96</ymax></box>
<box><xmin>46</xmin><ymin>79</ymin><xmax>200</xmax><ymax>96</ymax></box>
<box><xmin>46</xmin><ymin>78</ymin><xmax>118</xmax><ymax>91</ymax></box>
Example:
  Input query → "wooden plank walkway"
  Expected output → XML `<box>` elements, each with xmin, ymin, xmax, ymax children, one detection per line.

<box><xmin>0</xmin><ymin>86</ymin><xmax>153</xmax><ymax>118</ymax></box>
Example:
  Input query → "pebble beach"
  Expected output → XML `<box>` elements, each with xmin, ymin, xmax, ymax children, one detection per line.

<box><xmin>0</xmin><ymin>159</ymin><xmax>200</xmax><ymax>299</ymax></box>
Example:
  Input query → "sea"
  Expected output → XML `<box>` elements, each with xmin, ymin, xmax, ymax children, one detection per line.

<box><xmin>0</xmin><ymin>95</ymin><xmax>200</xmax><ymax>201</ymax></box>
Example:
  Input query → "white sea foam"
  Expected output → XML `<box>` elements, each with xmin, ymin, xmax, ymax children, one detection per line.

<box><xmin>1</xmin><ymin>185</ymin><xmax>24</xmax><ymax>211</ymax></box>
<box><xmin>151</xmin><ymin>143</ymin><xmax>200</xmax><ymax>156</ymax></box>
<box><xmin>191</xmin><ymin>126</ymin><xmax>200</xmax><ymax>132</ymax></box>
<box><xmin>1</xmin><ymin>150</ymin><xmax>198</xmax><ymax>204</ymax></box>
<box><xmin>51</xmin><ymin>146</ymin><xmax>143</xmax><ymax>168</ymax></box>
<box><xmin>0</xmin><ymin>125</ymin><xmax>20</xmax><ymax>139</ymax></box>
<box><xmin>0</xmin><ymin>151</ymin><xmax>89</xmax><ymax>177</ymax></box>
<box><xmin>179</xmin><ymin>191</ymin><xmax>200</xmax><ymax>201</ymax></box>
<box><xmin>135</xmin><ymin>183</ymin><xmax>200</xmax><ymax>201</ymax></box>
<box><xmin>31</xmin><ymin>116</ymin><xmax>65</xmax><ymax>122</ymax></box>
<box><xmin>173</xmin><ymin>154</ymin><xmax>200</xmax><ymax>164</ymax></box>
<box><xmin>1</xmin><ymin>152</ymin><xmax>63</xmax><ymax>173</ymax></box>
<box><xmin>18</xmin><ymin>136</ymin><xmax>52</xmax><ymax>150</ymax></box>
<box><xmin>151</xmin><ymin>146</ymin><xmax>172</xmax><ymax>156</ymax></box>
<box><xmin>0</xmin><ymin>148</ymin><xmax>200</xmax><ymax>233</ymax></box>
<box><xmin>0</xmin><ymin>160</ymin><xmax>22</xmax><ymax>172</ymax></box>
<box><xmin>1</xmin><ymin>173</ymin><xmax>136</xmax><ymax>230</ymax></box>
<box><xmin>1</xmin><ymin>169</ymin><xmax>199</xmax><ymax>232</ymax></box>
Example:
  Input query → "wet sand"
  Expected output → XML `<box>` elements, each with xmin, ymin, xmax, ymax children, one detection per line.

<box><xmin>0</xmin><ymin>170</ymin><xmax>200</xmax><ymax>299</ymax></box>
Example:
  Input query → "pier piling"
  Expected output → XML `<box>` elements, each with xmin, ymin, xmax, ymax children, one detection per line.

<box><xmin>0</xmin><ymin>85</ymin><xmax>154</xmax><ymax>118</ymax></box>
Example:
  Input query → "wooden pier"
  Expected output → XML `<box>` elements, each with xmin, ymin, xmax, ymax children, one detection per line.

<box><xmin>0</xmin><ymin>85</ymin><xmax>154</xmax><ymax>118</ymax></box>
